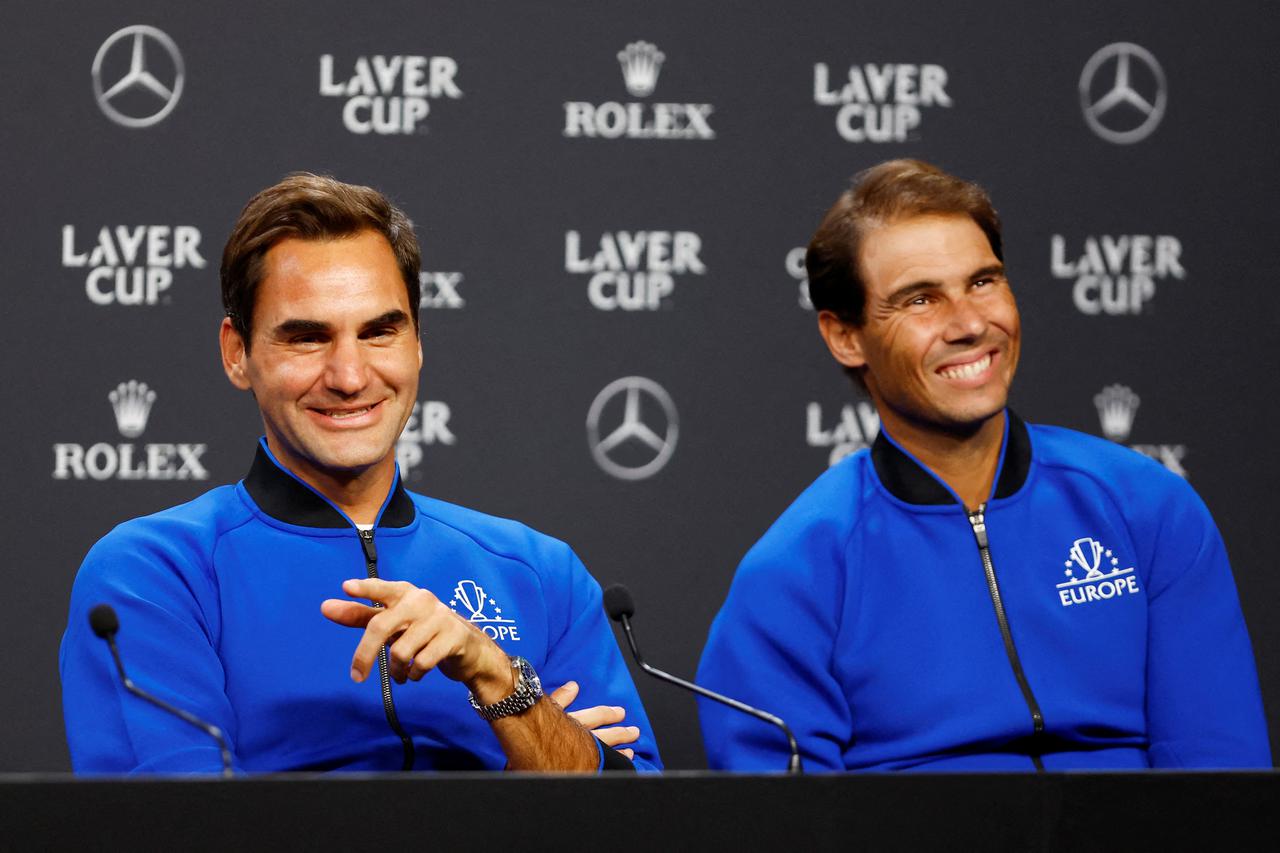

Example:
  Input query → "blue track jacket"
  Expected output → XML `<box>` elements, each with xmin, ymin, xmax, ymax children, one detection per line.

<box><xmin>697</xmin><ymin>413</ymin><xmax>1269</xmax><ymax>771</ymax></box>
<box><xmin>61</xmin><ymin>440</ymin><xmax>661</xmax><ymax>773</ymax></box>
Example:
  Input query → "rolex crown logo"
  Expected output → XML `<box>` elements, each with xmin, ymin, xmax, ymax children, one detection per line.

<box><xmin>1094</xmin><ymin>384</ymin><xmax>1139</xmax><ymax>442</ymax></box>
<box><xmin>617</xmin><ymin>41</ymin><xmax>665</xmax><ymax>97</ymax></box>
<box><xmin>108</xmin><ymin>380</ymin><xmax>157</xmax><ymax>438</ymax></box>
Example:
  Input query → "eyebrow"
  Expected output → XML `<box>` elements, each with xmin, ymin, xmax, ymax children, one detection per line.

<box><xmin>970</xmin><ymin>263</ymin><xmax>1006</xmax><ymax>282</ymax></box>
<box><xmin>271</xmin><ymin>310</ymin><xmax>412</xmax><ymax>338</ymax></box>
<box><xmin>272</xmin><ymin>319</ymin><xmax>330</xmax><ymax>337</ymax></box>
<box><xmin>359</xmin><ymin>310</ymin><xmax>412</xmax><ymax>332</ymax></box>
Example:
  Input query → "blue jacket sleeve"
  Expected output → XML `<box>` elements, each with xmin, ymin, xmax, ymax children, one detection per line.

<box><xmin>59</xmin><ymin>517</ymin><xmax>239</xmax><ymax>774</ymax></box>
<box><xmin>697</xmin><ymin>520</ymin><xmax>851</xmax><ymax>772</ymax></box>
<box><xmin>1140</xmin><ymin>482</ymin><xmax>1271</xmax><ymax>768</ymax></box>
<box><xmin>538</xmin><ymin>546</ymin><xmax>663</xmax><ymax>772</ymax></box>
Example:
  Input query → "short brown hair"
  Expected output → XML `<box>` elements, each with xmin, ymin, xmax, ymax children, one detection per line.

<box><xmin>806</xmin><ymin>159</ymin><xmax>1002</xmax><ymax>326</ymax></box>
<box><xmin>220</xmin><ymin>173</ymin><xmax>421</xmax><ymax>347</ymax></box>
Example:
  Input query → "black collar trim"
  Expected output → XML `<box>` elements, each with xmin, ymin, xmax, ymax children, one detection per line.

<box><xmin>992</xmin><ymin>412</ymin><xmax>1032</xmax><ymax>501</ymax></box>
<box><xmin>243</xmin><ymin>442</ymin><xmax>416</xmax><ymax>529</ymax></box>
<box><xmin>870</xmin><ymin>411</ymin><xmax>1031</xmax><ymax>506</ymax></box>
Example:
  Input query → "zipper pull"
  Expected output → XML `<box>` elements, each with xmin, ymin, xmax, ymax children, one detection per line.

<box><xmin>966</xmin><ymin>504</ymin><xmax>989</xmax><ymax>549</ymax></box>
<box><xmin>358</xmin><ymin>528</ymin><xmax>377</xmax><ymax>564</ymax></box>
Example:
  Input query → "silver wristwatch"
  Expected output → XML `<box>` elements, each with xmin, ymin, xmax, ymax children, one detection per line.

<box><xmin>468</xmin><ymin>656</ymin><xmax>543</xmax><ymax>721</ymax></box>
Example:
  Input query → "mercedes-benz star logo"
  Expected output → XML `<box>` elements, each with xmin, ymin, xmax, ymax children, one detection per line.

<box><xmin>586</xmin><ymin>377</ymin><xmax>678</xmax><ymax>481</ymax></box>
<box><xmin>1079</xmin><ymin>42</ymin><xmax>1166</xmax><ymax>145</ymax></box>
<box><xmin>92</xmin><ymin>25</ymin><xmax>185</xmax><ymax>128</ymax></box>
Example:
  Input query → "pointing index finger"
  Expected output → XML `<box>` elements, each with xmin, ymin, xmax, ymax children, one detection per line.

<box><xmin>320</xmin><ymin>598</ymin><xmax>380</xmax><ymax>628</ymax></box>
<box><xmin>341</xmin><ymin>577</ymin><xmax>405</xmax><ymax>606</ymax></box>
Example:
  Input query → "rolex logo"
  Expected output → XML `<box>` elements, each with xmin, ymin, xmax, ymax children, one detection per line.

<box><xmin>617</xmin><ymin>41</ymin><xmax>664</xmax><ymax>97</ymax></box>
<box><xmin>1094</xmin><ymin>384</ymin><xmax>1139</xmax><ymax>442</ymax></box>
<box><xmin>108</xmin><ymin>380</ymin><xmax>156</xmax><ymax>438</ymax></box>
<box><xmin>53</xmin><ymin>379</ymin><xmax>207</xmax><ymax>482</ymax></box>
<box><xmin>564</xmin><ymin>40</ymin><xmax>712</xmax><ymax>140</ymax></box>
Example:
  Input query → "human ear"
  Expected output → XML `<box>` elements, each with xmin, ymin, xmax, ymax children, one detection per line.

<box><xmin>817</xmin><ymin>310</ymin><xmax>867</xmax><ymax>369</ymax></box>
<box><xmin>219</xmin><ymin>317</ymin><xmax>252</xmax><ymax>391</ymax></box>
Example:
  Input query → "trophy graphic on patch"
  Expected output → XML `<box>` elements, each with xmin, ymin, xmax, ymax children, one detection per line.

<box><xmin>1069</xmin><ymin>537</ymin><xmax>1106</xmax><ymax>581</ymax></box>
<box><xmin>449</xmin><ymin>578</ymin><xmax>515</xmax><ymax>626</ymax></box>
<box><xmin>453</xmin><ymin>579</ymin><xmax>489</xmax><ymax>621</ymax></box>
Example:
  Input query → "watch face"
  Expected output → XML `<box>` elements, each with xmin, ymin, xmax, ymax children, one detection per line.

<box><xmin>513</xmin><ymin>657</ymin><xmax>543</xmax><ymax>697</ymax></box>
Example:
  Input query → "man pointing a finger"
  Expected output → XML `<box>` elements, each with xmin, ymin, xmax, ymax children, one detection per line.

<box><xmin>60</xmin><ymin>174</ymin><xmax>659</xmax><ymax>773</ymax></box>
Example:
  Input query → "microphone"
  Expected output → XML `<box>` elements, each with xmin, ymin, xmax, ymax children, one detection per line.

<box><xmin>88</xmin><ymin>603</ymin><xmax>234</xmax><ymax>777</ymax></box>
<box><xmin>603</xmin><ymin>584</ymin><xmax>803</xmax><ymax>774</ymax></box>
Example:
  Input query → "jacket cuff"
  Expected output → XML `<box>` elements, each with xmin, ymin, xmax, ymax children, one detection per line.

<box><xmin>595</xmin><ymin>737</ymin><xmax>636</xmax><ymax>773</ymax></box>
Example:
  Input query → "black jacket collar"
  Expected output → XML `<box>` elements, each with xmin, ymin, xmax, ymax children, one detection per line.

<box><xmin>870</xmin><ymin>410</ymin><xmax>1031</xmax><ymax>506</ymax></box>
<box><xmin>243</xmin><ymin>442</ymin><xmax>416</xmax><ymax>529</ymax></box>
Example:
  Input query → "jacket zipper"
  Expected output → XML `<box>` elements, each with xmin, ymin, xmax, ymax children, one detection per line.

<box><xmin>359</xmin><ymin>527</ymin><xmax>415</xmax><ymax>771</ymax></box>
<box><xmin>966</xmin><ymin>503</ymin><xmax>1045</xmax><ymax>772</ymax></box>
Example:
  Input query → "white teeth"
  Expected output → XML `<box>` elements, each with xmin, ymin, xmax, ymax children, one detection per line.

<box><xmin>325</xmin><ymin>406</ymin><xmax>370</xmax><ymax>419</ymax></box>
<box><xmin>939</xmin><ymin>354</ymin><xmax>991</xmax><ymax>381</ymax></box>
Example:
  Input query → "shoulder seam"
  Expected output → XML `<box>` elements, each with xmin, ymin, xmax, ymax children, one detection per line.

<box><xmin>1032</xmin><ymin>453</ymin><xmax>1141</xmax><ymax>569</ymax></box>
<box><xmin>830</xmin><ymin>468</ymin><xmax>876</xmax><ymax>666</ymax></box>
<box><xmin>410</xmin><ymin>498</ymin><xmax>549</xmax><ymax>579</ymax></box>
<box><xmin>203</xmin><ymin>501</ymin><xmax>260</xmax><ymax>650</ymax></box>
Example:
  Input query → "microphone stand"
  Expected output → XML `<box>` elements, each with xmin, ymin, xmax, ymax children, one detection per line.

<box><xmin>616</xmin><ymin>612</ymin><xmax>802</xmax><ymax>775</ymax></box>
<box><xmin>102</xmin><ymin>632</ymin><xmax>234</xmax><ymax>778</ymax></box>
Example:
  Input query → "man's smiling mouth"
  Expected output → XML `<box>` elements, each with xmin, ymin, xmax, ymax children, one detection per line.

<box><xmin>937</xmin><ymin>352</ymin><xmax>992</xmax><ymax>381</ymax></box>
<box><xmin>314</xmin><ymin>402</ymin><xmax>380</xmax><ymax>419</ymax></box>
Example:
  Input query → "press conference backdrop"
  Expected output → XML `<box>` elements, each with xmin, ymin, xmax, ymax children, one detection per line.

<box><xmin>2</xmin><ymin>0</ymin><xmax>1277</xmax><ymax>771</ymax></box>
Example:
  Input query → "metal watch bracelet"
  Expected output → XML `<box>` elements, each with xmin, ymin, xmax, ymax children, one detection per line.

<box><xmin>468</xmin><ymin>656</ymin><xmax>542</xmax><ymax>721</ymax></box>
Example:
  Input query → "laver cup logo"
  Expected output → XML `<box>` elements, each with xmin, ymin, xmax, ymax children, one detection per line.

<box><xmin>395</xmin><ymin>401</ymin><xmax>455</xmax><ymax>481</ymax></box>
<box><xmin>53</xmin><ymin>381</ymin><xmax>209</xmax><ymax>481</ymax></box>
<box><xmin>320</xmin><ymin>54</ymin><xmax>461</xmax><ymax>135</ymax></box>
<box><xmin>62</xmin><ymin>225</ymin><xmax>206</xmax><ymax>305</ymax></box>
<box><xmin>807</xmin><ymin>401</ymin><xmax>880</xmax><ymax>467</ymax></box>
<box><xmin>813</xmin><ymin>62</ymin><xmax>951</xmax><ymax>142</ymax></box>
<box><xmin>1050</xmin><ymin>234</ymin><xmax>1184</xmax><ymax>315</ymax></box>
<box><xmin>564</xmin><ymin>41</ymin><xmax>714</xmax><ymax>140</ymax></box>
<box><xmin>92</xmin><ymin>25</ymin><xmax>184</xmax><ymax>128</ymax></box>
<box><xmin>566</xmin><ymin>230</ymin><xmax>705</xmax><ymax>310</ymax></box>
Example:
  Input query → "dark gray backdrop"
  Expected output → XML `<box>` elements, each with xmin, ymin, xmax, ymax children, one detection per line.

<box><xmin>2</xmin><ymin>0</ymin><xmax>1277</xmax><ymax>771</ymax></box>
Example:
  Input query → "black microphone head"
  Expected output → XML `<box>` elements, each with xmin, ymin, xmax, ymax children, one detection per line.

<box><xmin>603</xmin><ymin>584</ymin><xmax>635</xmax><ymax>621</ymax></box>
<box><xmin>88</xmin><ymin>604</ymin><xmax>119</xmax><ymax>639</ymax></box>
